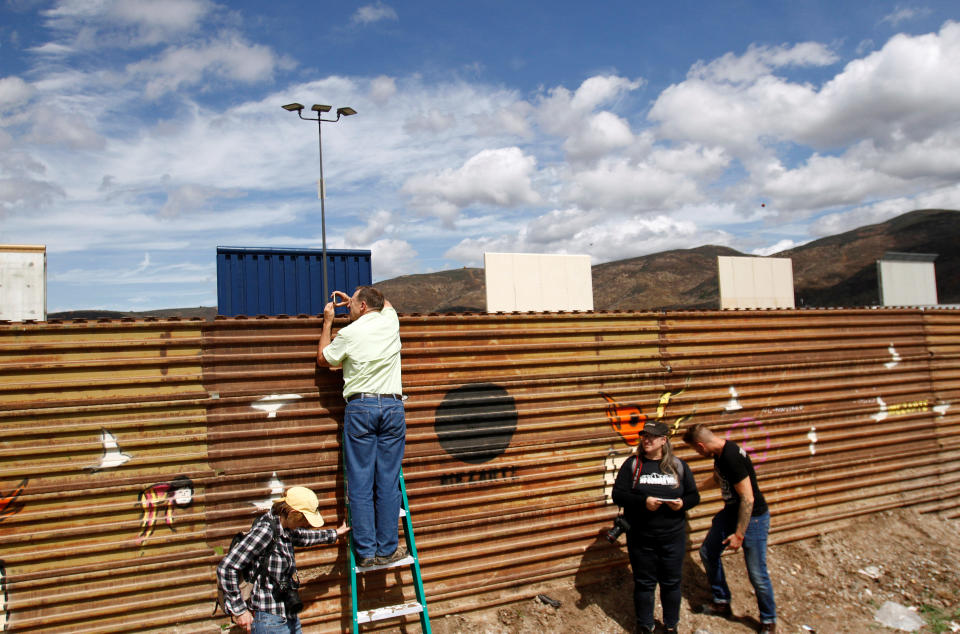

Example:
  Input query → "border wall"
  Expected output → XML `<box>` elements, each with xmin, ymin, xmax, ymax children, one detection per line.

<box><xmin>1</xmin><ymin>308</ymin><xmax>958</xmax><ymax>632</ymax></box>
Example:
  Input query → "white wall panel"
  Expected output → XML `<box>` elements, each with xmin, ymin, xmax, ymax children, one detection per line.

<box><xmin>879</xmin><ymin>260</ymin><xmax>938</xmax><ymax>306</ymax></box>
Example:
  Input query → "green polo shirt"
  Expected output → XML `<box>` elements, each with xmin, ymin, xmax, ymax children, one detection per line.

<box><xmin>322</xmin><ymin>307</ymin><xmax>402</xmax><ymax>400</ymax></box>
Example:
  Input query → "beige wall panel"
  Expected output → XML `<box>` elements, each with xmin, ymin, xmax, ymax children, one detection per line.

<box><xmin>718</xmin><ymin>255</ymin><xmax>795</xmax><ymax>309</ymax></box>
<box><xmin>484</xmin><ymin>252</ymin><xmax>593</xmax><ymax>313</ymax></box>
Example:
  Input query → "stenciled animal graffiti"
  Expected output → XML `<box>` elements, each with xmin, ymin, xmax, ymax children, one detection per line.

<box><xmin>137</xmin><ymin>475</ymin><xmax>194</xmax><ymax>545</ymax></box>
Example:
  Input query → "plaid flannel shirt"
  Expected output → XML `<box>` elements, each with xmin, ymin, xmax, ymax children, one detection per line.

<box><xmin>216</xmin><ymin>513</ymin><xmax>337</xmax><ymax>618</ymax></box>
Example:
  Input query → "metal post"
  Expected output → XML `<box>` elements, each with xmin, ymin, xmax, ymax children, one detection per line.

<box><xmin>317</xmin><ymin>116</ymin><xmax>328</xmax><ymax>303</ymax></box>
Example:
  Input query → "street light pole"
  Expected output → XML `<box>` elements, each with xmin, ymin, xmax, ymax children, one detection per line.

<box><xmin>281</xmin><ymin>102</ymin><xmax>357</xmax><ymax>304</ymax></box>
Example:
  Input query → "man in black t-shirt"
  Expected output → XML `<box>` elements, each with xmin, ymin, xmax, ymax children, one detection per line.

<box><xmin>683</xmin><ymin>423</ymin><xmax>777</xmax><ymax>634</ymax></box>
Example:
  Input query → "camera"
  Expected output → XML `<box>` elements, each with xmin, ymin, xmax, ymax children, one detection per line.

<box><xmin>272</xmin><ymin>577</ymin><xmax>303</xmax><ymax>614</ymax></box>
<box><xmin>605</xmin><ymin>516</ymin><xmax>631</xmax><ymax>543</ymax></box>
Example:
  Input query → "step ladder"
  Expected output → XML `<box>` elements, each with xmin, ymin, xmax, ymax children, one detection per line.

<box><xmin>346</xmin><ymin>468</ymin><xmax>431</xmax><ymax>633</ymax></box>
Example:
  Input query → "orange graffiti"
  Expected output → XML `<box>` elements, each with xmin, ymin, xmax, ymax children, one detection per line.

<box><xmin>601</xmin><ymin>393</ymin><xmax>647</xmax><ymax>446</ymax></box>
<box><xmin>0</xmin><ymin>479</ymin><xmax>27</xmax><ymax>523</ymax></box>
<box><xmin>602</xmin><ymin>382</ymin><xmax>694</xmax><ymax>446</ymax></box>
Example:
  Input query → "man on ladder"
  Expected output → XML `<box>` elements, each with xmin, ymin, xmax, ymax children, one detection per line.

<box><xmin>318</xmin><ymin>285</ymin><xmax>406</xmax><ymax>567</ymax></box>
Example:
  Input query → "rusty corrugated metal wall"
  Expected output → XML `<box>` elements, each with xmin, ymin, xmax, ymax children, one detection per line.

<box><xmin>1</xmin><ymin>308</ymin><xmax>957</xmax><ymax>632</ymax></box>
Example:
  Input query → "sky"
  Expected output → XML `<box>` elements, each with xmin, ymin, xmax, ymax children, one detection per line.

<box><xmin>2</xmin><ymin>1</ymin><xmax>960</xmax><ymax>312</ymax></box>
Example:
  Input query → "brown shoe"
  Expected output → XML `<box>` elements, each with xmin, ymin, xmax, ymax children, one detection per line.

<box><xmin>699</xmin><ymin>602</ymin><xmax>733</xmax><ymax>617</ymax></box>
<box><xmin>374</xmin><ymin>545</ymin><xmax>408</xmax><ymax>566</ymax></box>
<box><xmin>759</xmin><ymin>623</ymin><xmax>776</xmax><ymax>633</ymax></box>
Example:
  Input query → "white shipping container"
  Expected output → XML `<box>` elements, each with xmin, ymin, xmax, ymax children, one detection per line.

<box><xmin>0</xmin><ymin>245</ymin><xmax>46</xmax><ymax>321</ymax></box>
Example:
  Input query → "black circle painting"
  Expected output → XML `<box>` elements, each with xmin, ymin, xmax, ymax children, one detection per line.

<box><xmin>434</xmin><ymin>383</ymin><xmax>518</xmax><ymax>464</ymax></box>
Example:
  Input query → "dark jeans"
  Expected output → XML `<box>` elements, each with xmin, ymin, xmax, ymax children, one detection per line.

<box><xmin>699</xmin><ymin>507</ymin><xmax>776</xmax><ymax>624</ymax></box>
<box><xmin>343</xmin><ymin>395</ymin><xmax>406</xmax><ymax>560</ymax></box>
<box><xmin>627</xmin><ymin>529</ymin><xmax>686</xmax><ymax>629</ymax></box>
<box><xmin>252</xmin><ymin>611</ymin><xmax>301</xmax><ymax>634</ymax></box>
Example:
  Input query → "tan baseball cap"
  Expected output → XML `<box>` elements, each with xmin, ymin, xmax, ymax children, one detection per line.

<box><xmin>280</xmin><ymin>486</ymin><xmax>324</xmax><ymax>527</ymax></box>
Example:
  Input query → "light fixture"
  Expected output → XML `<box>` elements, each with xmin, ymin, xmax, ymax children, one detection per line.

<box><xmin>281</xmin><ymin>102</ymin><xmax>358</xmax><ymax>303</ymax></box>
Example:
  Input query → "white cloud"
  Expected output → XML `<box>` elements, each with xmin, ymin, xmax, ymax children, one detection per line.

<box><xmin>0</xmin><ymin>76</ymin><xmax>36</xmax><ymax>110</ymax></box>
<box><xmin>369</xmin><ymin>75</ymin><xmax>397</xmax><ymax>103</ymax></box>
<box><xmin>26</xmin><ymin>104</ymin><xmax>105</xmax><ymax>149</ymax></box>
<box><xmin>472</xmin><ymin>102</ymin><xmax>534</xmax><ymax>138</ymax></box>
<box><xmin>563</xmin><ymin>111</ymin><xmax>633</xmax><ymax>162</ymax></box>
<box><xmin>350</xmin><ymin>209</ymin><xmax>394</xmax><ymax>245</ymax></box>
<box><xmin>443</xmin><ymin>212</ymin><xmax>724</xmax><ymax>266</ymax></box>
<box><xmin>53</xmin><ymin>259</ymin><xmax>214</xmax><ymax>285</ymax></box>
<box><xmin>369</xmin><ymin>238</ymin><xmax>417</xmax><ymax>281</ymax></box>
<box><xmin>536</xmin><ymin>75</ymin><xmax>643</xmax><ymax>136</ymax></box>
<box><xmin>690</xmin><ymin>42</ymin><xmax>838</xmax><ymax>83</ymax></box>
<box><xmin>810</xmin><ymin>183</ymin><xmax>960</xmax><ymax>236</ymax></box>
<box><xmin>352</xmin><ymin>3</ymin><xmax>398</xmax><ymax>25</ymax></box>
<box><xmin>131</xmin><ymin>252</ymin><xmax>151</xmax><ymax>275</ymax></box>
<box><xmin>751</xmin><ymin>239</ymin><xmax>797</xmax><ymax>256</ymax></box>
<box><xmin>0</xmin><ymin>177</ymin><xmax>65</xmax><ymax>215</ymax></box>
<box><xmin>881</xmin><ymin>6</ymin><xmax>931</xmax><ymax>27</ymax></box>
<box><xmin>160</xmin><ymin>184</ymin><xmax>246</xmax><ymax>218</ymax></box>
<box><xmin>402</xmin><ymin>147</ymin><xmax>541</xmax><ymax>224</ymax></box>
<box><xmin>652</xmin><ymin>24</ymin><xmax>960</xmax><ymax>155</ymax></box>
<box><xmin>759</xmin><ymin>153</ymin><xmax>909</xmax><ymax>211</ymax></box>
<box><xmin>403</xmin><ymin>110</ymin><xmax>456</xmax><ymax>134</ymax></box>
<box><xmin>565</xmin><ymin>157</ymin><xmax>705</xmax><ymax>213</ymax></box>
<box><xmin>129</xmin><ymin>34</ymin><xmax>288</xmax><ymax>98</ymax></box>
<box><xmin>112</xmin><ymin>0</ymin><xmax>213</xmax><ymax>44</ymax></box>
<box><xmin>40</xmin><ymin>0</ymin><xmax>214</xmax><ymax>49</ymax></box>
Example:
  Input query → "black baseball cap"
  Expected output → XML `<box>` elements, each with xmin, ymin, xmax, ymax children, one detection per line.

<box><xmin>642</xmin><ymin>421</ymin><xmax>670</xmax><ymax>437</ymax></box>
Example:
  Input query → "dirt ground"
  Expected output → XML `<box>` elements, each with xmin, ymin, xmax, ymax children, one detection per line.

<box><xmin>430</xmin><ymin>508</ymin><xmax>960</xmax><ymax>634</ymax></box>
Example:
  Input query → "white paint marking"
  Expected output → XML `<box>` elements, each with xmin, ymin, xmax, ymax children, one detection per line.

<box><xmin>252</xmin><ymin>471</ymin><xmax>286</xmax><ymax>510</ymax></box>
<box><xmin>807</xmin><ymin>427</ymin><xmax>818</xmax><ymax>456</ymax></box>
<box><xmin>87</xmin><ymin>429</ymin><xmax>132</xmax><ymax>471</ymax></box>
<box><xmin>933</xmin><ymin>403</ymin><xmax>951</xmax><ymax>416</ymax></box>
<box><xmin>603</xmin><ymin>448</ymin><xmax>630</xmax><ymax>505</ymax></box>
<box><xmin>252</xmin><ymin>394</ymin><xmax>302</xmax><ymax>418</ymax></box>
<box><xmin>725</xmin><ymin>386</ymin><xmax>743</xmax><ymax>411</ymax></box>
<box><xmin>884</xmin><ymin>344</ymin><xmax>901</xmax><ymax>369</ymax></box>
<box><xmin>872</xmin><ymin>397</ymin><xmax>888</xmax><ymax>422</ymax></box>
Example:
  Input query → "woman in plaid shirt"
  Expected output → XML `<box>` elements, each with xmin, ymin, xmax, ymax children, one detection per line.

<box><xmin>217</xmin><ymin>487</ymin><xmax>350</xmax><ymax>633</ymax></box>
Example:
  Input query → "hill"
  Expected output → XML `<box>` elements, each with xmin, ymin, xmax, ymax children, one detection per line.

<box><xmin>377</xmin><ymin>209</ymin><xmax>959</xmax><ymax>313</ymax></box>
<box><xmin>787</xmin><ymin>208</ymin><xmax>960</xmax><ymax>307</ymax></box>
<box><xmin>49</xmin><ymin>306</ymin><xmax>218</xmax><ymax>321</ymax></box>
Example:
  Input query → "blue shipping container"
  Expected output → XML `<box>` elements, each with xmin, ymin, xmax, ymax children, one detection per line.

<box><xmin>216</xmin><ymin>246</ymin><xmax>372</xmax><ymax>316</ymax></box>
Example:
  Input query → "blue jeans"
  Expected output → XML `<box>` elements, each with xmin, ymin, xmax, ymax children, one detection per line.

<box><xmin>252</xmin><ymin>611</ymin><xmax>301</xmax><ymax>634</ymax></box>
<box><xmin>699</xmin><ymin>508</ymin><xmax>776</xmax><ymax>624</ymax></box>
<box><xmin>343</xmin><ymin>396</ymin><xmax>406</xmax><ymax>560</ymax></box>
<box><xmin>627</xmin><ymin>529</ymin><xmax>686</xmax><ymax>629</ymax></box>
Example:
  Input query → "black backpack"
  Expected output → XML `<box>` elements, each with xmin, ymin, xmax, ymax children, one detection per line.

<box><xmin>213</xmin><ymin>516</ymin><xmax>277</xmax><ymax>616</ymax></box>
